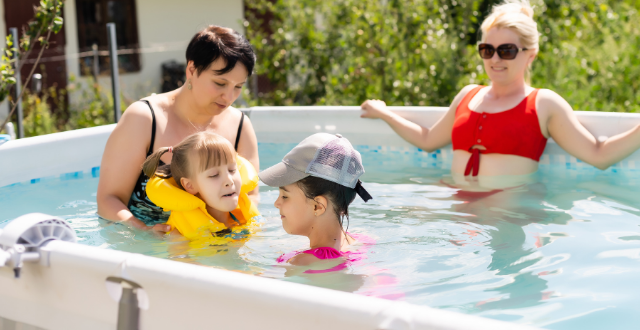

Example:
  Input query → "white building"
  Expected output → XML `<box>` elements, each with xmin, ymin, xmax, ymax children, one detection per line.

<box><xmin>0</xmin><ymin>0</ymin><xmax>245</xmax><ymax>123</ymax></box>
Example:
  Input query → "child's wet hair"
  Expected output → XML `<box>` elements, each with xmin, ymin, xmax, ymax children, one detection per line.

<box><xmin>142</xmin><ymin>132</ymin><xmax>236</xmax><ymax>190</ymax></box>
<box><xmin>296</xmin><ymin>176</ymin><xmax>357</xmax><ymax>230</ymax></box>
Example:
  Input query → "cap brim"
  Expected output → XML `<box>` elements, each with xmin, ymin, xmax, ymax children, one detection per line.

<box><xmin>259</xmin><ymin>162</ymin><xmax>309</xmax><ymax>187</ymax></box>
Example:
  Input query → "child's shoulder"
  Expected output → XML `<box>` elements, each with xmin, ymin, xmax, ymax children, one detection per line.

<box><xmin>287</xmin><ymin>253</ymin><xmax>322</xmax><ymax>266</ymax></box>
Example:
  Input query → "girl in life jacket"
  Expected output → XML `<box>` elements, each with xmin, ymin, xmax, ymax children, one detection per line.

<box><xmin>143</xmin><ymin>131</ymin><xmax>260</xmax><ymax>248</ymax></box>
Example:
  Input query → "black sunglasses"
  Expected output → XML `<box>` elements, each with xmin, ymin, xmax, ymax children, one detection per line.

<box><xmin>478</xmin><ymin>43</ymin><xmax>529</xmax><ymax>60</ymax></box>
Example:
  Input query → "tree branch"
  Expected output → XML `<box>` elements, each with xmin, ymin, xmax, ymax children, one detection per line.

<box><xmin>0</xmin><ymin>26</ymin><xmax>54</xmax><ymax>133</ymax></box>
<box><xmin>17</xmin><ymin>28</ymin><xmax>44</xmax><ymax>74</ymax></box>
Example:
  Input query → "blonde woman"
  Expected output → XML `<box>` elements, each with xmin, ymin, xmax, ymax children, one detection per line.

<box><xmin>361</xmin><ymin>0</ymin><xmax>640</xmax><ymax>189</ymax></box>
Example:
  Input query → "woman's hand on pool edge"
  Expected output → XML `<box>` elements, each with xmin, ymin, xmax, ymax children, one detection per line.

<box><xmin>360</xmin><ymin>99</ymin><xmax>390</xmax><ymax>120</ymax></box>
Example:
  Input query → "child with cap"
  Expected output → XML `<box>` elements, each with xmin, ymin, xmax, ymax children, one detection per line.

<box><xmin>259</xmin><ymin>133</ymin><xmax>373</xmax><ymax>267</ymax></box>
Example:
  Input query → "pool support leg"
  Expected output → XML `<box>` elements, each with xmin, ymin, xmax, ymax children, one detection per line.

<box><xmin>117</xmin><ymin>285</ymin><xmax>140</xmax><ymax>330</ymax></box>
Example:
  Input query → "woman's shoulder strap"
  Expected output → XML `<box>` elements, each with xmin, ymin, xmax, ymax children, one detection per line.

<box><xmin>526</xmin><ymin>88</ymin><xmax>541</xmax><ymax>110</ymax></box>
<box><xmin>456</xmin><ymin>85</ymin><xmax>485</xmax><ymax>114</ymax></box>
<box><xmin>139</xmin><ymin>100</ymin><xmax>157</xmax><ymax>156</ymax></box>
<box><xmin>234</xmin><ymin>112</ymin><xmax>245</xmax><ymax>151</ymax></box>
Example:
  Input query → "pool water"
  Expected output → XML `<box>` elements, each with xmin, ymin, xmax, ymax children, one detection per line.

<box><xmin>2</xmin><ymin>143</ymin><xmax>640</xmax><ymax>329</ymax></box>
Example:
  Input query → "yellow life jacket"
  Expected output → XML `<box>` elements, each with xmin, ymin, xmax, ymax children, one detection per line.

<box><xmin>145</xmin><ymin>155</ymin><xmax>260</xmax><ymax>247</ymax></box>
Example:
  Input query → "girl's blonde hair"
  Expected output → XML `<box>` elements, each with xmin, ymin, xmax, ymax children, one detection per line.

<box><xmin>143</xmin><ymin>131</ymin><xmax>236</xmax><ymax>190</ymax></box>
<box><xmin>480</xmin><ymin>0</ymin><xmax>539</xmax><ymax>80</ymax></box>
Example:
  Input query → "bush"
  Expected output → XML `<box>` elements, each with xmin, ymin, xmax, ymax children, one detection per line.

<box><xmin>245</xmin><ymin>0</ymin><xmax>640</xmax><ymax>112</ymax></box>
<box><xmin>531</xmin><ymin>1</ymin><xmax>640</xmax><ymax>112</ymax></box>
<box><xmin>22</xmin><ymin>88</ymin><xmax>60</xmax><ymax>137</ymax></box>
<box><xmin>65</xmin><ymin>76</ymin><xmax>121</xmax><ymax>130</ymax></box>
<box><xmin>18</xmin><ymin>75</ymin><xmax>125</xmax><ymax>137</ymax></box>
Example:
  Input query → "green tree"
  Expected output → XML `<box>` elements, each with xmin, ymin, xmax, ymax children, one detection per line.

<box><xmin>245</xmin><ymin>0</ymin><xmax>640</xmax><ymax>112</ymax></box>
<box><xmin>0</xmin><ymin>0</ymin><xmax>65</xmax><ymax>132</ymax></box>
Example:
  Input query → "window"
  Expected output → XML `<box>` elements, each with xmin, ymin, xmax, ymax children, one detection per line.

<box><xmin>75</xmin><ymin>0</ymin><xmax>140</xmax><ymax>75</ymax></box>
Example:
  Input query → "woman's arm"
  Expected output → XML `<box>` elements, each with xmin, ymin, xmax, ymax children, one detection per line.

<box><xmin>541</xmin><ymin>89</ymin><xmax>640</xmax><ymax>170</ymax></box>
<box><xmin>236</xmin><ymin>114</ymin><xmax>260</xmax><ymax>203</ymax></box>
<box><xmin>360</xmin><ymin>85</ymin><xmax>477</xmax><ymax>152</ymax></box>
<box><xmin>96</xmin><ymin>102</ymin><xmax>170</xmax><ymax>232</ymax></box>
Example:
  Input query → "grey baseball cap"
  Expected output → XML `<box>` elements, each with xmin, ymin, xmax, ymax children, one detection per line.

<box><xmin>259</xmin><ymin>133</ymin><xmax>372</xmax><ymax>201</ymax></box>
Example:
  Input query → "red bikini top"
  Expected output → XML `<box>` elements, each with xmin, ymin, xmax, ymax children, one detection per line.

<box><xmin>452</xmin><ymin>86</ymin><xmax>547</xmax><ymax>176</ymax></box>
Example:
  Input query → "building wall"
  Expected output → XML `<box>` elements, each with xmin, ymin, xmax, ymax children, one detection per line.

<box><xmin>64</xmin><ymin>0</ymin><xmax>245</xmax><ymax>105</ymax></box>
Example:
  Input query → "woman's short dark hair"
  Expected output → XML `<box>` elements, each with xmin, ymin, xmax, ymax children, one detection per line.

<box><xmin>186</xmin><ymin>25</ymin><xmax>256</xmax><ymax>76</ymax></box>
<box><xmin>296</xmin><ymin>176</ymin><xmax>357</xmax><ymax>231</ymax></box>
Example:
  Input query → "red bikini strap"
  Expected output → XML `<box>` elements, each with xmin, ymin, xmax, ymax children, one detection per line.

<box><xmin>456</xmin><ymin>85</ymin><xmax>485</xmax><ymax>115</ymax></box>
<box><xmin>526</xmin><ymin>89</ymin><xmax>540</xmax><ymax>110</ymax></box>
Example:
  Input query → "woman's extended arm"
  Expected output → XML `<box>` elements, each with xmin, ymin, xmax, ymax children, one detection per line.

<box><xmin>96</xmin><ymin>102</ymin><xmax>170</xmax><ymax>232</ymax></box>
<box><xmin>360</xmin><ymin>85</ymin><xmax>478</xmax><ymax>152</ymax></box>
<box><xmin>541</xmin><ymin>89</ymin><xmax>640</xmax><ymax>170</ymax></box>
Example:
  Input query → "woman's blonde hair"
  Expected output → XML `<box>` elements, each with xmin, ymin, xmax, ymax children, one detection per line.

<box><xmin>480</xmin><ymin>0</ymin><xmax>539</xmax><ymax>80</ymax></box>
<box><xmin>142</xmin><ymin>131</ymin><xmax>236</xmax><ymax>190</ymax></box>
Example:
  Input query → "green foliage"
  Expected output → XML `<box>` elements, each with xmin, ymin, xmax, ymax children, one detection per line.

<box><xmin>65</xmin><ymin>77</ymin><xmax>120</xmax><ymax>130</ymax></box>
<box><xmin>531</xmin><ymin>1</ymin><xmax>640</xmax><ymax>112</ymax></box>
<box><xmin>0</xmin><ymin>0</ymin><xmax>65</xmax><ymax>135</ymax></box>
<box><xmin>245</xmin><ymin>0</ymin><xmax>640</xmax><ymax>112</ymax></box>
<box><xmin>22</xmin><ymin>87</ymin><xmax>61</xmax><ymax>137</ymax></box>
<box><xmin>246</xmin><ymin>0</ymin><xmax>480</xmax><ymax>106</ymax></box>
<box><xmin>0</xmin><ymin>36</ymin><xmax>17</xmax><ymax>102</ymax></box>
<box><xmin>18</xmin><ymin>76</ymin><xmax>124</xmax><ymax>137</ymax></box>
<box><xmin>0</xmin><ymin>0</ymin><xmax>65</xmax><ymax>103</ymax></box>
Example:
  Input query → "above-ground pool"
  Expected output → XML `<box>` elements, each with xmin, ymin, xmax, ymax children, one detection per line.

<box><xmin>3</xmin><ymin>142</ymin><xmax>640</xmax><ymax>329</ymax></box>
<box><xmin>1</xmin><ymin>107</ymin><xmax>639</xmax><ymax>330</ymax></box>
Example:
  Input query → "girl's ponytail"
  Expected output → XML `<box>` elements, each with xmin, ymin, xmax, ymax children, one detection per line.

<box><xmin>142</xmin><ymin>147</ymin><xmax>172</xmax><ymax>178</ymax></box>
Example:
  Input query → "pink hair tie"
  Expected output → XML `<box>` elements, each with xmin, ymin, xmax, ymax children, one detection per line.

<box><xmin>168</xmin><ymin>146</ymin><xmax>173</xmax><ymax>154</ymax></box>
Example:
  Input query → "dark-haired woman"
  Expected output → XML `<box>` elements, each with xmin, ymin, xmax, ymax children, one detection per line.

<box><xmin>97</xmin><ymin>26</ymin><xmax>258</xmax><ymax>232</ymax></box>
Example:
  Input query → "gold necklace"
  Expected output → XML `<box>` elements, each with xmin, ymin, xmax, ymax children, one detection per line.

<box><xmin>186</xmin><ymin>117</ymin><xmax>212</xmax><ymax>133</ymax></box>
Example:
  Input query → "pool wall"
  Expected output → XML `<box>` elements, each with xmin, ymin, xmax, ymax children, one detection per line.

<box><xmin>2</xmin><ymin>107</ymin><xmax>638</xmax><ymax>187</ymax></box>
<box><xmin>0</xmin><ymin>230</ymin><xmax>541</xmax><ymax>330</ymax></box>
<box><xmin>1</xmin><ymin>107</ymin><xmax>639</xmax><ymax>329</ymax></box>
<box><xmin>0</xmin><ymin>124</ymin><xmax>115</xmax><ymax>187</ymax></box>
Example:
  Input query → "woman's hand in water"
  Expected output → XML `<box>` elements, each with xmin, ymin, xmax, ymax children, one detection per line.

<box><xmin>360</xmin><ymin>99</ymin><xmax>391</xmax><ymax>120</ymax></box>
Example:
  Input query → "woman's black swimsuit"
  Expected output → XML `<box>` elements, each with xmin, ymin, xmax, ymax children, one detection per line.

<box><xmin>128</xmin><ymin>100</ymin><xmax>246</xmax><ymax>225</ymax></box>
